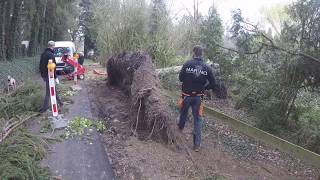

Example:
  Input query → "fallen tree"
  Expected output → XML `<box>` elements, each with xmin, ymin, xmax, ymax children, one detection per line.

<box><xmin>107</xmin><ymin>51</ymin><xmax>183</xmax><ymax>147</ymax></box>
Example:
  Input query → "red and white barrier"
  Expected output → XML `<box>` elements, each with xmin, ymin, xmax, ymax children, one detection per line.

<box><xmin>74</xmin><ymin>66</ymin><xmax>78</xmax><ymax>84</ymax></box>
<box><xmin>47</xmin><ymin>59</ymin><xmax>58</xmax><ymax>117</ymax></box>
<box><xmin>73</xmin><ymin>54</ymin><xmax>79</xmax><ymax>84</ymax></box>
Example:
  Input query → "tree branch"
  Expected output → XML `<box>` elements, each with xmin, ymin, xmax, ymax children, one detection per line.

<box><xmin>215</xmin><ymin>30</ymin><xmax>320</xmax><ymax>63</ymax></box>
<box><xmin>262</xmin><ymin>42</ymin><xmax>320</xmax><ymax>63</ymax></box>
<box><xmin>0</xmin><ymin>114</ymin><xmax>38</xmax><ymax>143</ymax></box>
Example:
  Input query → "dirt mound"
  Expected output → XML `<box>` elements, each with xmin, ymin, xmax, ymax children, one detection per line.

<box><xmin>107</xmin><ymin>51</ymin><xmax>181</xmax><ymax>146</ymax></box>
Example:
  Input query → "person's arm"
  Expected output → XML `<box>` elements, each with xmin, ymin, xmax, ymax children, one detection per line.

<box><xmin>39</xmin><ymin>56</ymin><xmax>43</xmax><ymax>73</ymax></box>
<box><xmin>206</xmin><ymin>66</ymin><xmax>216</xmax><ymax>91</ymax></box>
<box><xmin>179</xmin><ymin>64</ymin><xmax>186</xmax><ymax>82</ymax></box>
<box><xmin>39</xmin><ymin>53</ymin><xmax>47</xmax><ymax>77</ymax></box>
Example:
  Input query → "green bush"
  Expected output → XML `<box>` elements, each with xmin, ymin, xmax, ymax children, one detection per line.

<box><xmin>290</xmin><ymin>92</ymin><xmax>320</xmax><ymax>153</ymax></box>
<box><xmin>298</xmin><ymin>110</ymin><xmax>320</xmax><ymax>153</ymax></box>
<box><xmin>256</xmin><ymin>97</ymin><xmax>285</xmax><ymax>132</ymax></box>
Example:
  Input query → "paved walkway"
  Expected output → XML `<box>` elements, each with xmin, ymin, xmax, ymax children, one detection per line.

<box><xmin>42</xmin><ymin>81</ymin><xmax>114</xmax><ymax>180</ymax></box>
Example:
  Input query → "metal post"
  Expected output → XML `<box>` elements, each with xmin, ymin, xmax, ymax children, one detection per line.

<box><xmin>73</xmin><ymin>53</ymin><xmax>79</xmax><ymax>85</ymax></box>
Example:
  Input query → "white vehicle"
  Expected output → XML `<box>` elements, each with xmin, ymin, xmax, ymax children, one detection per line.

<box><xmin>53</xmin><ymin>41</ymin><xmax>76</xmax><ymax>71</ymax></box>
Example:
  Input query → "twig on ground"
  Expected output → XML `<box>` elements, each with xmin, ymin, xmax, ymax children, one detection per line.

<box><xmin>148</xmin><ymin>117</ymin><xmax>157</xmax><ymax>139</ymax></box>
<box><xmin>134</xmin><ymin>99</ymin><xmax>142</xmax><ymax>136</ymax></box>
<box><xmin>0</xmin><ymin>114</ymin><xmax>37</xmax><ymax>143</ymax></box>
<box><xmin>50</xmin><ymin>127</ymin><xmax>55</xmax><ymax>137</ymax></box>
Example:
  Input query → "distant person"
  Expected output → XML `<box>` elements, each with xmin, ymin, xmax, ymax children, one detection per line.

<box><xmin>62</xmin><ymin>48</ymin><xmax>72</xmax><ymax>61</ymax></box>
<box><xmin>39</xmin><ymin>41</ymin><xmax>63</xmax><ymax>113</ymax></box>
<box><xmin>178</xmin><ymin>45</ymin><xmax>216</xmax><ymax>152</ymax></box>
<box><xmin>78</xmin><ymin>52</ymin><xmax>85</xmax><ymax>65</ymax></box>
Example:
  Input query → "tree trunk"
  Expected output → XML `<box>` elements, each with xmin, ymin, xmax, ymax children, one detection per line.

<box><xmin>39</xmin><ymin>0</ymin><xmax>48</xmax><ymax>47</ymax></box>
<box><xmin>28</xmin><ymin>0</ymin><xmax>41</xmax><ymax>56</ymax></box>
<box><xmin>7</xmin><ymin>0</ymin><xmax>23</xmax><ymax>60</ymax></box>
<box><xmin>4</xmin><ymin>0</ymin><xmax>14</xmax><ymax>60</ymax></box>
<box><xmin>0</xmin><ymin>0</ymin><xmax>7</xmax><ymax>61</ymax></box>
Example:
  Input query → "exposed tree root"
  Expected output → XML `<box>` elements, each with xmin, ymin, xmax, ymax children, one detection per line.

<box><xmin>107</xmin><ymin>51</ymin><xmax>184</xmax><ymax>148</ymax></box>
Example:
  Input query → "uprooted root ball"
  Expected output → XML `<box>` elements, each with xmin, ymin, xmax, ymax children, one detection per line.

<box><xmin>107</xmin><ymin>51</ymin><xmax>183</xmax><ymax>147</ymax></box>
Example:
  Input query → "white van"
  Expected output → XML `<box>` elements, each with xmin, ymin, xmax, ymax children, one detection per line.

<box><xmin>53</xmin><ymin>41</ymin><xmax>76</xmax><ymax>71</ymax></box>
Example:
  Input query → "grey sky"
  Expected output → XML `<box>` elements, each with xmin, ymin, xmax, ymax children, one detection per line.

<box><xmin>168</xmin><ymin>0</ymin><xmax>294</xmax><ymax>25</ymax></box>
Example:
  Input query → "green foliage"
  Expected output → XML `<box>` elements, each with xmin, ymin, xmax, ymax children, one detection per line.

<box><xmin>28</xmin><ymin>0</ymin><xmax>79</xmax><ymax>56</ymax></box>
<box><xmin>226</xmin><ymin>0</ymin><xmax>320</xmax><ymax>153</ymax></box>
<box><xmin>90</xmin><ymin>1</ymin><xmax>226</xmax><ymax>68</ymax></box>
<box><xmin>0</xmin><ymin>0</ymin><xmax>79</xmax><ymax>60</ymax></box>
<box><xmin>200</xmin><ymin>7</ymin><xmax>223</xmax><ymax>62</ymax></box>
<box><xmin>149</xmin><ymin>35</ymin><xmax>176</xmax><ymax>67</ymax></box>
<box><xmin>0</xmin><ymin>130</ymin><xmax>49</xmax><ymax>180</ymax></box>
<box><xmin>79</xmin><ymin>0</ymin><xmax>98</xmax><ymax>56</ymax></box>
<box><xmin>148</xmin><ymin>0</ymin><xmax>176</xmax><ymax>68</ymax></box>
<box><xmin>290</xmin><ymin>92</ymin><xmax>320</xmax><ymax>153</ymax></box>
<box><xmin>92</xmin><ymin>0</ymin><xmax>149</xmax><ymax>61</ymax></box>
<box><xmin>40</xmin><ymin>120</ymin><xmax>52</xmax><ymax>134</ymax></box>
<box><xmin>65</xmin><ymin>117</ymin><xmax>107</xmax><ymax>138</ymax></box>
<box><xmin>0</xmin><ymin>77</ymin><xmax>49</xmax><ymax>179</ymax></box>
<box><xmin>91</xmin><ymin>0</ymin><xmax>176</xmax><ymax>67</ymax></box>
<box><xmin>0</xmin><ymin>83</ymin><xmax>42</xmax><ymax>119</ymax></box>
<box><xmin>256</xmin><ymin>97</ymin><xmax>285</xmax><ymax>132</ymax></box>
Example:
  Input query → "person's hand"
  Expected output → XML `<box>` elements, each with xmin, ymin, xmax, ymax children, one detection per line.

<box><xmin>55</xmin><ymin>78</ymin><xmax>60</xmax><ymax>85</ymax></box>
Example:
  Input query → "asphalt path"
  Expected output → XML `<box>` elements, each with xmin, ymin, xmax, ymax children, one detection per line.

<box><xmin>42</xmin><ymin>81</ymin><xmax>114</xmax><ymax>180</ymax></box>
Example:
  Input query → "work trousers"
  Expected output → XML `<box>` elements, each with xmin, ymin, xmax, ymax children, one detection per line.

<box><xmin>39</xmin><ymin>77</ymin><xmax>62</xmax><ymax>112</ymax></box>
<box><xmin>178</xmin><ymin>96</ymin><xmax>202</xmax><ymax>148</ymax></box>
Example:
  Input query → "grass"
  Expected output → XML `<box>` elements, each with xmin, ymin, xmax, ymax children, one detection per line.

<box><xmin>0</xmin><ymin>56</ymin><xmax>38</xmax><ymax>92</ymax></box>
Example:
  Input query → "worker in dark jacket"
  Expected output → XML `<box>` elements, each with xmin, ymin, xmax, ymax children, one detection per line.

<box><xmin>39</xmin><ymin>41</ymin><xmax>63</xmax><ymax>113</ymax></box>
<box><xmin>78</xmin><ymin>52</ymin><xmax>85</xmax><ymax>65</ymax></box>
<box><xmin>178</xmin><ymin>45</ymin><xmax>216</xmax><ymax>152</ymax></box>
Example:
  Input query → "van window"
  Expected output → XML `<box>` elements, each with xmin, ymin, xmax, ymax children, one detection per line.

<box><xmin>54</xmin><ymin>47</ymin><xmax>72</xmax><ymax>57</ymax></box>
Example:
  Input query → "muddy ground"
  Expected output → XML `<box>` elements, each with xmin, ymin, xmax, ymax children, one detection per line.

<box><xmin>86</xmin><ymin>63</ymin><xmax>319</xmax><ymax>180</ymax></box>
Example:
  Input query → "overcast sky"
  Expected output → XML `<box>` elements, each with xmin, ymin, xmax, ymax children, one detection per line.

<box><xmin>167</xmin><ymin>0</ymin><xmax>294</xmax><ymax>25</ymax></box>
